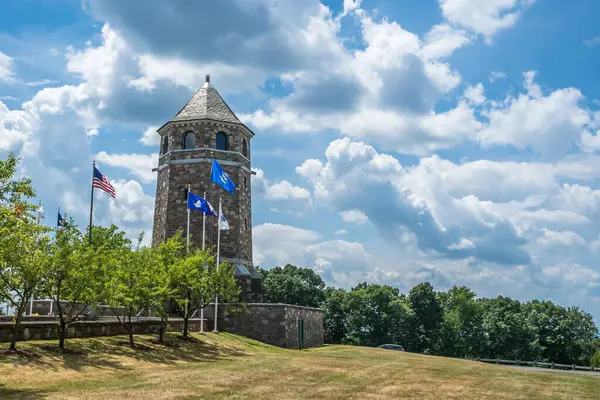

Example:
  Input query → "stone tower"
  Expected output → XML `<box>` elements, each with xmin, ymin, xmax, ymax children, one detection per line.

<box><xmin>152</xmin><ymin>75</ymin><xmax>262</xmax><ymax>302</ymax></box>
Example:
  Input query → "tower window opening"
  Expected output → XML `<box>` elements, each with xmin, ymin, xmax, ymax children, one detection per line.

<box><xmin>161</xmin><ymin>136</ymin><xmax>169</xmax><ymax>155</ymax></box>
<box><xmin>183</xmin><ymin>131</ymin><xmax>196</xmax><ymax>149</ymax></box>
<box><xmin>244</xmin><ymin>176</ymin><xmax>247</xmax><ymax>189</ymax></box>
<box><xmin>242</xmin><ymin>138</ymin><xmax>248</xmax><ymax>157</ymax></box>
<box><xmin>216</xmin><ymin>132</ymin><xmax>228</xmax><ymax>151</ymax></box>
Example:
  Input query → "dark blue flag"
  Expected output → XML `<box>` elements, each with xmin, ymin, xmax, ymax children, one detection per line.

<box><xmin>57</xmin><ymin>212</ymin><xmax>66</xmax><ymax>228</ymax></box>
<box><xmin>211</xmin><ymin>159</ymin><xmax>236</xmax><ymax>194</ymax></box>
<box><xmin>187</xmin><ymin>192</ymin><xmax>217</xmax><ymax>216</ymax></box>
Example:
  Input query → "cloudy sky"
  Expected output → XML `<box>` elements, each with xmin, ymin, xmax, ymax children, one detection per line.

<box><xmin>2</xmin><ymin>0</ymin><xmax>600</xmax><ymax>319</ymax></box>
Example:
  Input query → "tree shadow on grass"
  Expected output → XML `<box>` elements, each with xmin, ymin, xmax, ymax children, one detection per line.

<box><xmin>8</xmin><ymin>333</ymin><xmax>251</xmax><ymax>372</ymax></box>
<box><xmin>0</xmin><ymin>384</ymin><xmax>49</xmax><ymax>400</ymax></box>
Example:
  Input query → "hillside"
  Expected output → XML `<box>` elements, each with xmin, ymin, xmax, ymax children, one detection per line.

<box><xmin>0</xmin><ymin>334</ymin><xmax>598</xmax><ymax>399</ymax></box>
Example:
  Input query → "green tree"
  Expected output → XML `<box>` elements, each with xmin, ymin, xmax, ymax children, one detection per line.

<box><xmin>345</xmin><ymin>283</ymin><xmax>401</xmax><ymax>347</ymax></box>
<box><xmin>152</xmin><ymin>232</ymin><xmax>186</xmax><ymax>344</ymax></box>
<box><xmin>438</xmin><ymin>286</ymin><xmax>484</xmax><ymax>358</ymax></box>
<box><xmin>480</xmin><ymin>296</ymin><xmax>542</xmax><ymax>360</ymax></box>
<box><xmin>323</xmin><ymin>287</ymin><xmax>348</xmax><ymax>344</ymax></box>
<box><xmin>0</xmin><ymin>154</ymin><xmax>52</xmax><ymax>351</ymax></box>
<box><xmin>173</xmin><ymin>248</ymin><xmax>216</xmax><ymax>338</ymax></box>
<box><xmin>0</xmin><ymin>153</ymin><xmax>34</xmax><ymax>204</ymax></box>
<box><xmin>408</xmin><ymin>282</ymin><xmax>443</xmax><ymax>354</ymax></box>
<box><xmin>591</xmin><ymin>350</ymin><xmax>600</xmax><ymax>368</ymax></box>
<box><xmin>524</xmin><ymin>301</ymin><xmax>598</xmax><ymax>365</ymax></box>
<box><xmin>101</xmin><ymin>233</ymin><xmax>156</xmax><ymax>348</ymax></box>
<box><xmin>42</xmin><ymin>217</ymin><xmax>100</xmax><ymax>350</ymax></box>
<box><xmin>86</xmin><ymin>224</ymin><xmax>131</xmax><ymax>251</ymax></box>
<box><xmin>388</xmin><ymin>295</ymin><xmax>414</xmax><ymax>350</ymax></box>
<box><xmin>261</xmin><ymin>264</ymin><xmax>326</xmax><ymax>307</ymax></box>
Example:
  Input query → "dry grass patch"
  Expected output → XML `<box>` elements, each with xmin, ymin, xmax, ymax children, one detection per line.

<box><xmin>0</xmin><ymin>333</ymin><xmax>598</xmax><ymax>399</ymax></box>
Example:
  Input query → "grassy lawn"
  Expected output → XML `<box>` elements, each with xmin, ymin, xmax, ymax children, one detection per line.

<box><xmin>0</xmin><ymin>333</ymin><xmax>598</xmax><ymax>399</ymax></box>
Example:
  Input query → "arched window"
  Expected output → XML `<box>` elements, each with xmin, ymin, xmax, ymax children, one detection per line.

<box><xmin>242</xmin><ymin>138</ymin><xmax>248</xmax><ymax>157</ymax></box>
<box><xmin>216</xmin><ymin>132</ymin><xmax>228</xmax><ymax>151</ymax></box>
<box><xmin>161</xmin><ymin>136</ymin><xmax>169</xmax><ymax>155</ymax></box>
<box><xmin>183</xmin><ymin>131</ymin><xmax>196</xmax><ymax>150</ymax></box>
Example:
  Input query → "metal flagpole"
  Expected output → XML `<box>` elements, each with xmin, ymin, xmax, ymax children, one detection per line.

<box><xmin>202</xmin><ymin>191</ymin><xmax>206</xmax><ymax>250</ymax></box>
<box><xmin>186</xmin><ymin>184</ymin><xmax>191</xmax><ymax>252</ymax></box>
<box><xmin>200</xmin><ymin>192</ymin><xmax>206</xmax><ymax>334</ymax></box>
<box><xmin>185</xmin><ymin>184</ymin><xmax>193</xmax><ymax>322</ymax></box>
<box><xmin>200</xmin><ymin>307</ymin><xmax>205</xmax><ymax>333</ymax></box>
<box><xmin>88</xmin><ymin>161</ymin><xmax>96</xmax><ymax>245</ymax></box>
<box><xmin>30</xmin><ymin>200</ymin><xmax>44</xmax><ymax>315</ymax></box>
<box><xmin>213</xmin><ymin>197</ymin><xmax>222</xmax><ymax>333</ymax></box>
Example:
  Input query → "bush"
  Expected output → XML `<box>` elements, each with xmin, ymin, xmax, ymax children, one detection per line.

<box><xmin>591</xmin><ymin>350</ymin><xmax>600</xmax><ymax>368</ymax></box>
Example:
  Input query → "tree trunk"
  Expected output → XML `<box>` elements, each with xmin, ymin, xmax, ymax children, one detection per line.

<box><xmin>55</xmin><ymin>283</ymin><xmax>65</xmax><ymax>349</ymax></box>
<box><xmin>159</xmin><ymin>324</ymin><xmax>165</xmax><ymax>344</ymax></box>
<box><xmin>127</xmin><ymin>314</ymin><xmax>135</xmax><ymax>348</ymax></box>
<box><xmin>58</xmin><ymin>317</ymin><xmax>67</xmax><ymax>349</ymax></box>
<box><xmin>9</xmin><ymin>301</ymin><xmax>26</xmax><ymax>351</ymax></box>
<box><xmin>183</xmin><ymin>312</ymin><xmax>190</xmax><ymax>338</ymax></box>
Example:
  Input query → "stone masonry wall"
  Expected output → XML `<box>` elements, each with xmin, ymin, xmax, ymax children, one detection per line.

<box><xmin>4</xmin><ymin>303</ymin><xmax>324</xmax><ymax>350</ymax></box>
<box><xmin>284</xmin><ymin>306</ymin><xmax>325</xmax><ymax>349</ymax></box>
<box><xmin>205</xmin><ymin>303</ymin><xmax>324</xmax><ymax>349</ymax></box>
<box><xmin>0</xmin><ymin>318</ymin><xmax>204</xmax><ymax>343</ymax></box>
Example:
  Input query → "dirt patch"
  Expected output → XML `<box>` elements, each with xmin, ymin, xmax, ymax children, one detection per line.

<box><xmin>0</xmin><ymin>349</ymin><xmax>41</xmax><ymax>359</ymax></box>
<box><xmin>39</xmin><ymin>345</ymin><xmax>85</xmax><ymax>355</ymax></box>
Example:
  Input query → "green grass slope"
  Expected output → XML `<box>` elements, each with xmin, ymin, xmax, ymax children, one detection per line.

<box><xmin>0</xmin><ymin>333</ymin><xmax>598</xmax><ymax>399</ymax></box>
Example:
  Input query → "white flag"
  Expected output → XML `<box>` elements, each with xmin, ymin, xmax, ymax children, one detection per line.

<box><xmin>219</xmin><ymin>203</ymin><xmax>229</xmax><ymax>231</ymax></box>
<box><xmin>38</xmin><ymin>204</ymin><xmax>45</xmax><ymax>221</ymax></box>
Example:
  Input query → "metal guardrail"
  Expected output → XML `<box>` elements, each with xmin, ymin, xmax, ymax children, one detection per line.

<box><xmin>469</xmin><ymin>358</ymin><xmax>599</xmax><ymax>372</ymax></box>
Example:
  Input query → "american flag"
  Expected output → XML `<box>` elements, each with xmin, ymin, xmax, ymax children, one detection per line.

<box><xmin>93</xmin><ymin>166</ymin><xmax>116</xmax><ymax>198</ymax></box>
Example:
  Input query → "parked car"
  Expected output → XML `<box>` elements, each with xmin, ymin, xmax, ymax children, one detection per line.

<box><xmin>377</xmin><ymin>344</ymin><xmax>405</xmax><ymax>351</ymax></box>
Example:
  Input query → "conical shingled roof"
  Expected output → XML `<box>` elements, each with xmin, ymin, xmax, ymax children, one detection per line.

<box><xmin>171</xmin><ymin>75</ymin><xmax>241</xmax><ymax>124</ymax></box>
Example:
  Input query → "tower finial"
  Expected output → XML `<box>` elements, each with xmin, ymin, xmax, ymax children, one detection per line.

<box><xmin>206</xmin><ymin>74</ymin><xmax>210</xmax><ymax>83</ymax></box>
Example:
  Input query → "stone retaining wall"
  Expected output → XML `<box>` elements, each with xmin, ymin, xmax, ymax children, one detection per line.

<box><xmin>204</xmin><ymin>303</ymin><xmax>324</xmax><ymax>349</ymax></box>
<box><xmin>0</xmin><ymin>318</ymin><xmax>203</xmax><ymax>342</ymax></box>
<box><xmin>1</xmin><ymin>303</ymin><xmax>325</xmax><ymax>349</ymax></box>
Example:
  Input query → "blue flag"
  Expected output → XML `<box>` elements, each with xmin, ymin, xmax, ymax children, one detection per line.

<box><xmin>187</xmin><ymin>192</ymin><xmax>217</xmax><ymax>216</ymax></box>
<box><xmin>211</xmin><ymin>159</ymin><xmax>236</xmax><ymax>194</ymax></box>
<box><xmin>57</xmin><ymin>212</ymin><xmax>66</xmax><ymax>228</ymax></box>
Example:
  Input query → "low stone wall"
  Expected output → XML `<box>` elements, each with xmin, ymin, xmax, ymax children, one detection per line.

<box><xmin>0</xmin><ymin>318</ymin><xmax>203</xmax><ymax>343</ymax></box>
<box><xmin>204</xmin><ymin>303</ymin><xmax>324</xmax><ymax>349</ymax></box>
<box><xmin>2</xmin><ymin>303</ymin><xmax>325</xmax><ymax>349</ymax></box>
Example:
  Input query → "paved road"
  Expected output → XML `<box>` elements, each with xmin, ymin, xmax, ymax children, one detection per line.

<box><xmin>508</xmin><ymin>365</ymin><xmax>600</xmax><ymax>376</ymax></box>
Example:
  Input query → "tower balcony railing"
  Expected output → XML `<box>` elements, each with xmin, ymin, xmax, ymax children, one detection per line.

<box><xmin>156</xmin><ymin>147</ymin><xmax>251</xmax><ymax>170</ymax></box>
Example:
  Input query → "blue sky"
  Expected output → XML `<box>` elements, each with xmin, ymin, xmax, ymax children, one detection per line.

<box><xmin>2</xmin><ymin>0</ymin><xmax>600</xmax><ymax>320</ymax></box>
